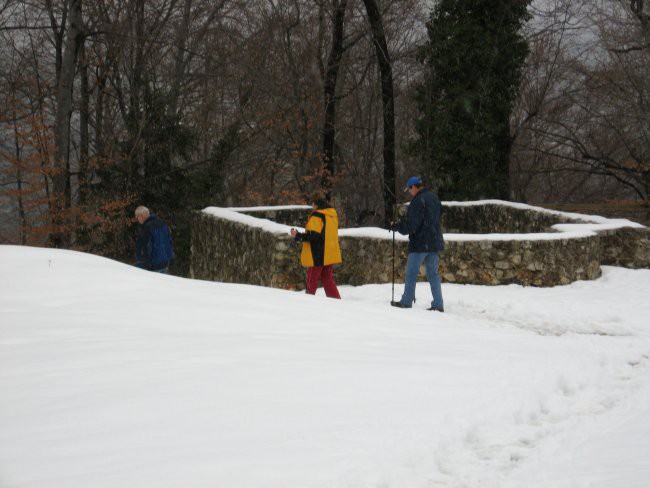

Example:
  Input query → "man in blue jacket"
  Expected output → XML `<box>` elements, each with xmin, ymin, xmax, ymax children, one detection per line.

<box><xmin>390</xmin><ymin>176</ymin><xmax>445</xmax><ymax>311</ymax></box>
<box><xmin>135</xmin><ymin>206</ymin><xmax>174</xmax><ymax>273</ymax></box>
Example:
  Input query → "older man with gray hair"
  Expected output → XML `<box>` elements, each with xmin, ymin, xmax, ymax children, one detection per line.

<box><xmin>134</xmin><ymin>206</ymin><xmax>174</xmax><ymax>273</ymax></box>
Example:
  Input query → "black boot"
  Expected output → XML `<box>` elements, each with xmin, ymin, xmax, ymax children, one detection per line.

<box><xmin>427</xmin><ymin>306</ymin><xmax>444</xmax><ymax>312</ymax></box>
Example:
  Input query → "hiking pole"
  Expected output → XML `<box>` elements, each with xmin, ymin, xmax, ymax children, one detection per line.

<box><xmin>390</xmin><ymin>201</ymin><xmax>399</xmax><ymax>304</ymax></box>
<box><xmin>391</xmin><ymin>228</ymin><xmax>395</xmax><ymax>302</ymax></box>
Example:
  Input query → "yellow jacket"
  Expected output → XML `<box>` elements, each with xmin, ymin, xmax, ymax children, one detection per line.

<box><xmin>298</xmin><ymin>207</ymin><xmax>342</xmax><ymax>267</ymax></box>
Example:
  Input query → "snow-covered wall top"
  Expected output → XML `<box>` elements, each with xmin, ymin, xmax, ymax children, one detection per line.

<box><xmin>202</xmin><ymin>207</ymin><xmax>293</xmax><ymax>234</ymax></box>
<box><xmin>202</xmin><ymin>200</ymin><xmax>645</xmax><ymax>242</ymax></box>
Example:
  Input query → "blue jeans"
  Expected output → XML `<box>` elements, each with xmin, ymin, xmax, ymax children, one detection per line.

<box><xmin>400</xmin><ymin>252</ymin><xmax>444</xmax><ymax>309</ymax></box>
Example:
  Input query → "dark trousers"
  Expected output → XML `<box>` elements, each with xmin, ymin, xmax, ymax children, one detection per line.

<box><xmin>306</xmin><ymin>265</ymin><xmax>341</xmax><ymax>299</ymax></box>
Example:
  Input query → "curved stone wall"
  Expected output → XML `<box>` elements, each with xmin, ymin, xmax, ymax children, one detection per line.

<box><xmin>442</xmin><ymin>202</ymin><xmax>573</xmax><ymax>233</ymax></box>
<box><xmin>598</xmin><ymin>226</ymin><xmax>650</xmax><ymax>268</ymax></box>
<box><xmin>190</xmin><ymin>210</ymin><xmax>304</xmax><ymax>289</ymax></box>
<box><xmin>439</xmin><ymin>237</ymin><xmax>601</xmax><ymax>286</ymax></box>
<box><xmin>190</xmin><ymin>201</ymin><xmax>649</xmax><ymax>288</ymax></box>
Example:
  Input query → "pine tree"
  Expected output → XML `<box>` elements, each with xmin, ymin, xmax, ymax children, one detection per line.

<box><xmin>413</xmin><ymin>0</ymin><xmax>530</xmax><ymax>200</ymax></box>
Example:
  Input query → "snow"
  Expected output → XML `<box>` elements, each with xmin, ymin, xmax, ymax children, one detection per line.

<box><xmin>202</xmin><ymin>201</ymin><xmax>645</xmax><ymax>243</ymax></box>
<box><xmin>202</xmin><ymin>206</ymin><xmax>294</xmax><ymax>234</ymax></box>
<box><xmin>1</xmin><ymin>244</ymin><xmax>649</xmax><ymax>488</ymax></box>
<box><xmin>227</xmin><ymin>205</ymin><xmax>312</xmax><ymax>212</ymax></box>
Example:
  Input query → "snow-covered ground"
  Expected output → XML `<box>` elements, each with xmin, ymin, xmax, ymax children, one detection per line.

<box><xmin>1</xmin><ymin>245</ymin><xmax>649</xmax><ymax>488</ymax></box>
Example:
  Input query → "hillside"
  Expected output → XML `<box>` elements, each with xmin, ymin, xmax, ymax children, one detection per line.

<box><xmin>1</xmin><ymin>245</ymin><xmax>649</xmax><ymax>488</ymax></box>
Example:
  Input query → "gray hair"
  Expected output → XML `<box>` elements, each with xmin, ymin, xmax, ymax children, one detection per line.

<box><xmin>134</xmin><ymin>206</ymin><xmax>150</xmax><ymax>218</ymax></box>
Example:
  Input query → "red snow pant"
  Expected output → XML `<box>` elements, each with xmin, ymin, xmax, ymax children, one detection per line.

<box><xmin>305</xmin><ymin>265</ymin><xmax>341</xmax><ymax>299</ymax></box>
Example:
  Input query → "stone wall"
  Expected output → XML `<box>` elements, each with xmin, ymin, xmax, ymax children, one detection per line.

<box><xmin>335</xmin><ymin>236</ymin><xmax>601</xmax><ymax>286</ymax></box>
<box><xmin>337</xmin><ymin>235</ymin><xmax>408</xmax><ymax>286</ymax></box>
<box><xmin>190</xmin><ymin>201</ymin><xmax>649</xmax><ymax>289</ymax></box>
<box><xmin>439</xmin><ymin>238</ymin><xmax>601</xmax><ymax>286</ymax></box>
<box><xmin>442</xmin><ymin>203</ymin><xmax>573</xmax><ymax>233</ymax></box>
<box><xmin>190</xmin><ymin>211</ymin><xmax>304</xmax><ymax>289</ymax></box>
<box><xmin>598</xmin><ymin>226</ymin><xmax>650</xmax><ymax>269</ymax></box>
<box><xmin>335</xmin><ymin>234</ymin><xmax>601</xmax><ymax>287</ymax></box>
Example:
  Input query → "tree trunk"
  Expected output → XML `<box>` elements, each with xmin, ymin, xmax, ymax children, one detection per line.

<box><xmin>167</xmin><ymin>0</ymin><xmax>193</xmax><ymax>119</ymax></box>
<box><xmin>128</xmin><ymin>0</ymin><xmax>146</xmax><ymax>189</ymax></box>
<box><xmin>630</xmin><ymin>0</ymin><xmax>649</xmax><ymax>27</ymax></box>
<box><xmin>79</xmin><ymin>45</ymin><xmax>89</xmax><ymax>207</ymax></box>
<box><xmin>496</xmin><ymin>114</ymin><xmax>513</xmax><ymax>200</ymax></box>
<box><xmin>52</xmin><ymin>0</ymin><xmax>83</xmax><ymax>247</ymax></box>
<box><xmin>362</xmin><ymin>0</ymin><xmax>395</xmax><ymax>226</ymax></box>
<box><xmin>321</xmin><ymin>0</ymin><xmax>348</xmax><ymax>193</ymax></box>
<box><xmin>11</xmin><ymin>111</ymin><xmax>27</xmax><ymax>244</ymax></box>
<box><xmin>95</xmin><ymin>66</ymin><xmax>107</xmax><ymax>158</ymax></box>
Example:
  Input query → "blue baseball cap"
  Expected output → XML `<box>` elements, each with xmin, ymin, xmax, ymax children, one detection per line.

<box><xmin>404</xmin><ymin>176</ymin><xmax>422</xmax><ymax>191</ymax></box>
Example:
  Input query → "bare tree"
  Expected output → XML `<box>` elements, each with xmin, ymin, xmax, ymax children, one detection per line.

<box><xmin>322</xmin><ymin>0</ymin><xmax>349</xmax><ymax>193</ymax></box>
<box><xmin>511</xmin><ymin>0</ymin><xmax>650</xmax><ymax>203</ymax></box>
<box><xmin>51</xmin><ymin>0</ymin><xmax>83</xmax><ymax>247</ymax></box>
<box><xmin>0</xmin><ymin>0</ymin><xmax>428</xmax><ymax>265</ymax></box>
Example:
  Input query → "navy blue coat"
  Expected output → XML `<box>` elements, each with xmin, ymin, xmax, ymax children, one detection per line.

<box><xmin>136</xmin><ymin>214</ymin><xmax>174</xmax><ymax>270</ymax></box>
<box><xmin>394</xmin><ymin>188</ymin><xmax>444</xmax><ymax>253</ymax></box>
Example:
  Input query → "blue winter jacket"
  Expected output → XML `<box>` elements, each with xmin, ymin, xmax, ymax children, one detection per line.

<box><xmin>136</xmin><ymin>214</ymin><xmax>174</xmax><ymax>271</ymax></box>
<box><xmin>393</xmin><ymin>188</ymin><xmax>445</xmax><ymax>253</ymax></box>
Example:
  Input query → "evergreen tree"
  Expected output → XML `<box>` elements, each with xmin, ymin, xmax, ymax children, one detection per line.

<box><xmin>413</xmin><ymin>0</ymin><xmax>530</xmax><ymax>200</ymax></box>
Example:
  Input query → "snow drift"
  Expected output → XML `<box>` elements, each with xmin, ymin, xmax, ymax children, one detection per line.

<box><xmin>1</xmin><ymin>245</ymin><xmax>649</xmax><ymax>488</ymax></box>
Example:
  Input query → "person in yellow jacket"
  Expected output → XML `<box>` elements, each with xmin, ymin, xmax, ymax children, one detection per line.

<box><xmin>290</xmin><ymin>197</ymin><xmax>342</xmax><ymax>299</ymax></box>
